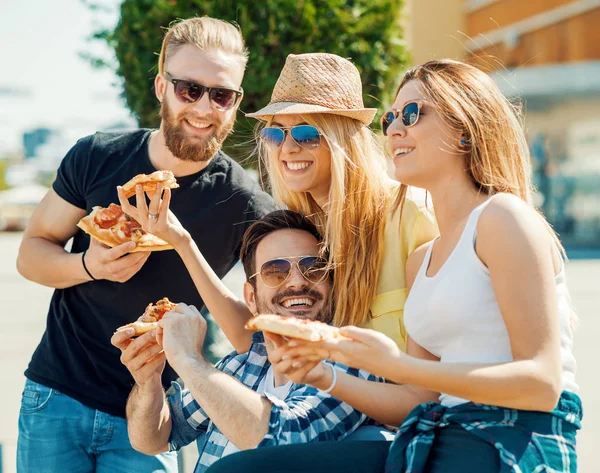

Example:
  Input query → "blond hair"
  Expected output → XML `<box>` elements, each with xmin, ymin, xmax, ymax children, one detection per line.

<box><xmin>398</xmin><ymin>59</ymin><xmax>565</xmax><ymax>254</ymax></box>
<box><xmin>158</xmin><ymin>17</ymin><xmax>249</xmax><ymax>74</ymax></box>
<box><xmin>259</xmin><ymin>114</ymin><xmax>394</xmax><ymax>327</ymax></box>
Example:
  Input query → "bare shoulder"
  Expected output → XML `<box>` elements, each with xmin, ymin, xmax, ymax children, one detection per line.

<box><xmin>477</xmin><ymin>193</ymin><xmax>555</xmax><ymax>264</ymax></box>
<box><xmin>479</xmin><ymin>193</ymin><xmax>548</xmax><ymax>238</ymax></box>
<box><xmin>406</xmin><ymin>240</ymin><xmax>435</xmax><ymax>289</ymax></box>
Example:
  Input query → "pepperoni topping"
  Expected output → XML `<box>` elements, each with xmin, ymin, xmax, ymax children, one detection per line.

<box><xmin>120</xmin><ymin>219</ymin><xmax>142</xmax><ymax>238</ymax></box>
<box><xmin>94</xmin><ymin>204</ymin><xmax>124</xmax><ymax>229</ymax></box>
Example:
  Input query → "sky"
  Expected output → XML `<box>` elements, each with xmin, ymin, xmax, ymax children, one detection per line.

<box><xmin>0</xmin><ymin>0</ymin><xmax>136</xmax><ymax>154</ymax></box>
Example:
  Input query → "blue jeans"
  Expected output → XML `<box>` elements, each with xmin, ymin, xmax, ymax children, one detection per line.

<box><xmin>17</xmin><ymin>379</ymin><xmax>178</xmax><ymax>473</ymax></box>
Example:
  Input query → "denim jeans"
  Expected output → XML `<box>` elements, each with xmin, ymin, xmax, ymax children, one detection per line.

<box><xmin>17</xmin><ymin>378</ymin><xmax>178</xmax><ymax>473</ymax></box>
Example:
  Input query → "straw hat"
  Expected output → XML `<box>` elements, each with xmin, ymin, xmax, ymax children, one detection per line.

<box><xmin>246</xmin><ymin>53</ymin><xmax>377</xmax><ymax>125</ymax></box>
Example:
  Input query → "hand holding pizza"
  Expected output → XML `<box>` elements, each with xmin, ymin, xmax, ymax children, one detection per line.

<box><xmin>266</xmin><ymin>333</ymin><xmax>328</xmax><ymax>387</ymax></box>
<box><xmin>278</xmin><ymin>326</ymin><xmax>403</xmax><ymax>377</ymax></box>
<box><xmin>84</xmin><ymin>237</ymin><xmax>150</xmax><ymax>282</ymax></box>
<box><xmin>156</xmin><ymin>303</ymin><xmax>208</xmax><ymax>371</ymax></box>
<box><xmin>117</xmin><ymin>183</ymin><xmax>190</xmax><ymax>248</ymax></box>
<box><xmin>111</xmin><ymin>329</ymin><xmax>166</xmax><ymax>388</ymax></box>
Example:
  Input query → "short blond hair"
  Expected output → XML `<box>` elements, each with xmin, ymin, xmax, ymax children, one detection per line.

<box><xmin>158</xmin><ymin>17</ymin><xmax>249</xmax><ymax>74</ymax></box>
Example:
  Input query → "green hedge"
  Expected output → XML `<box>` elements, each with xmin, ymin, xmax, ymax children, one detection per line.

<box><xmin>91</xmin><ymin>0</ymin><xmax>408</xmax><ymax>163</ymax></box>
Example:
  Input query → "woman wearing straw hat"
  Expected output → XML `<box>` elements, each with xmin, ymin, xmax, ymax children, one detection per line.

<box><xmin>216</xmin><ymin>60</ymin><xmax>581</xmax><ymax>473</ymax></box>
<box><xmin>246</xmin><ymin>53</ymin><xmax>438</xmax><ymax>352</ymax></box>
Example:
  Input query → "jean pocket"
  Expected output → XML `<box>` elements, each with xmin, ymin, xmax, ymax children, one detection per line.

<box><xmin>20</xmin><ymin>380</ymin><xmax>55</xmax><ymax>414</ymax></box>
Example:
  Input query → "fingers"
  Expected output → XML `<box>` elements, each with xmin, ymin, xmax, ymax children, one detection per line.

<box><xmin>339</xmin><ymin>326</ymin><xmax>382</xmax><ymax>343</ymax></box>
<box><xmin>135</xmin><ymin>184</ymin><xmax>150</xmax><ymax>218</ymax></box>
<box><xmin>103</xmin><ymin>241</ymin><xmax>138</xmax><ymax>261</ymax></box>
<box><xmin>120</xmin><ymin>330</ymin><xmax>158</xmax><ymax>365</ymax></box>
<box><xmin>127</xmin><ymin>342</ymin><xmax>165</xmax><ymax>372</ymax></box>
<box><xmin>168</xmin><ymin>303</ymin><xmax>200</xmax><ymax>317</ymax></box>
<box><xmin>148</xmin><ymin>183</ymin><xmax>163</xmax><ymax>217</ymax></box>
<box><xmin>271</xmin><ymin>355</ymin><xmax>295</xmax><ymax>375</ymax></box>
<box><xmin>290</xmin><ymin>360</ymin><xmax>320</xmax><ymax>378</ymax></box>
<box><xmin>117</xmin><ymin>186</ymin><xmax>138</xmax><ymax>219</ymax></box>
<box><xmin>158</xmin><ymin>188</ymin><xmax>171</xmax><ymax>226</ymax></box>
<box><xmin>279</xmin><ymin>344</ymin><xmax>331</xmax><ymax>360</ymax></box>
<box><xmin>156</xmin><ymin>326</ymin><xmax>164</xmax><ymax>347</ymax></box>
<box><xmin>111</xmin><ymin>327</ymin><xmax>136</xmax><ymax>350</ymax></box>
<box><xmin>264</xmin><ymin>332</ymin><xmax>287</xmax><ymax>348</ymax></box>
<box><xmin>135</xmin><ymin>351</ymin><xmax>167</xmax><ymax>380</ymax></box>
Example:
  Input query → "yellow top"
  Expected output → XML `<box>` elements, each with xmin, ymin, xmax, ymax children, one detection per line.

<box><xmin>362</xmin><ymin>188</ymin><xmax>438</xmax><ymax>352</ymax></box>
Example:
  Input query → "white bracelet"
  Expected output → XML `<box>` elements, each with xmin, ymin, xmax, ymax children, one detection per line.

<box><xmin>322</xmin><ymin>363</ymin><xmax>337</xmax><ymax>394</ymax></box>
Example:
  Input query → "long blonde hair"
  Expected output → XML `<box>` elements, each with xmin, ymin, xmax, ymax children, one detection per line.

<box><xmin>399</xmin><ymin>59</ymin><xmax>564</xmax><ymax>254</ymax></box>
<box><xmin>258</xmin><ymin>114</ymin><xmax>394</xmax><ymax>327</ymax></box>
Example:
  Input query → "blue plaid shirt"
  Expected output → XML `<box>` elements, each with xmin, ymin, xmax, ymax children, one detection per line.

<box><xmin>168</xmin><ymin>332</ymin><xmax>382</xmax><ymax>472</ymax></box>
<box><xmin>386</xmin><ymin>390</ymin><xmax>583</xmax><ymax>473</ymax></box>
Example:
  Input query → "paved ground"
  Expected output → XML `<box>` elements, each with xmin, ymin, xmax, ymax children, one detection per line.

<box><xmin>0</xmin><ymin>232</ymin><xmax>597</xmax><ymax>472</ymax></box>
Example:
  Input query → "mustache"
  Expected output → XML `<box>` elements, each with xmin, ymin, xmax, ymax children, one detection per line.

<box><xmin>272</xmin><ymin>288</ymin><xmax>324</xmax><ymax>305</ymax></box>
<box><xmin>180</xmin><ymin>114</ymin><xmax>220</xmax><ymax>127</ymax></box>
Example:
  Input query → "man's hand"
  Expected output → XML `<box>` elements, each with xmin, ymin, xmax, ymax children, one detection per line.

<box><xmin>111</xmin><ymin>329</ymin><xmax>166</xmax><ymax>387</ymax></box>
<box><xmin>85</xmin><ymin>238</ymin><xmax>150</xmax><ymax>282</ymax></box>
<box><xmin>157</xmin><ymin>303</ymin><xmax>208</xmax><ymax>371</ymax></box>
<box><xmin>266</xmin><ymin>333</ymin><xmax>329</xmax><ymax>387</ymax></box>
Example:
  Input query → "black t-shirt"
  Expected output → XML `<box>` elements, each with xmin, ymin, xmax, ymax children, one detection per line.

<box><xmin>25</xmin><ymin>129</ymin><xmax>276</xmax><ymax>417</ymax></box>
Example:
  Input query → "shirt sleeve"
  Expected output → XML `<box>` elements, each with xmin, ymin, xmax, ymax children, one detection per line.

<box><xmin>257</xmin><ymin>364</ymin><xmax>383</xmax><ymax>447</ymax></box>
<box><xmin>167</xmin><ymin>381</ymin><xmax>210</xmax><ymax>452</ymax></box>
<box><xmin>52</xmin><ymin>135</ymin><xmax>94</xmax><ymax>210</ymax></box>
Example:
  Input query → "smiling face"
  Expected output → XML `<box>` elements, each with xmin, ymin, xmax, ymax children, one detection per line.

<box><xmin>387</xmin><ymin>80</ymin><xmax>464</xmax><ymax>190</ymax></box>
<box><xmin>155</xmin><ymin>44</ymin><xmax>244</xmax><ymax>162</ymax></box>
<box><xmin>244</xmin><ymin>229</ymin><xmax>332</xmax><ymax>323</ymax></box>
<box><xmin>267</xmin><ymin>115</ymin><xmax>332</xmax><ymax>205</ymax></box>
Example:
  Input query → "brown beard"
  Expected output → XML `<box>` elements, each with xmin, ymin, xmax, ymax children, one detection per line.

<box><xmin>160</xmin><ymin>97</ymin><xmax>235</xmax><ymax>162</ymax></box>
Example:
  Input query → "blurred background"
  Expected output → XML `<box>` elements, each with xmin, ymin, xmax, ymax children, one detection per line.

<box><xmin>1</xmin><ymin>1</ymin><xmax>598</xmax><ymax>472</ymax></box>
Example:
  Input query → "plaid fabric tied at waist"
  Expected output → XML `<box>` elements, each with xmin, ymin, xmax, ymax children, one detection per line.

<box><xmin>385</xmin><ymin>390</ymin><xmax>582</xmax><ymax>473</ymax></box>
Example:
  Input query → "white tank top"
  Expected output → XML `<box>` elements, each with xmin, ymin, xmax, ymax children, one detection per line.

<box><xmin>404</xmin><ymin>196</ymin><xmax>578</xmax><ymax>407</ymax></box>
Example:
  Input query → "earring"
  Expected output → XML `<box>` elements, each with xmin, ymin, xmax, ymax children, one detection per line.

<box><xmin>460</xmin><ymin>139</ymin><xmax>467</xmax><ymax>146</ymax></box>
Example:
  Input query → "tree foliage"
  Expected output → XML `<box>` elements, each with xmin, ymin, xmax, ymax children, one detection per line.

<box><xmin>89</xmin><ymin>0</ymin><xmax>408</xmax><ymax>162</ymax></box>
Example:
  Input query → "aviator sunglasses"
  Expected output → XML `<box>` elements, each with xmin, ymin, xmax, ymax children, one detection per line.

<box><xmin>381</xmin><ymin>101</ymin><xmax>423</xmax><ymax>136</ymax></box>
<box><xmin>164</xmin><ymin>72</ymin><xmax>243</xmax><ymax>111</ymax></box>
<box><xmin>249</xmin><ymin>256</ymin><xmax>330</xmax><ymax>288</ymax></box>
<box><xmin>260</xmin><ymin>125</ymin><xmax>322</xmax><ymax>151</ymax></box>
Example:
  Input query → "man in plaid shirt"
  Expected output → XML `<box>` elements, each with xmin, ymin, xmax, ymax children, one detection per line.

<box><xmin>112</xmin><ymin>210</ymin><xmax>381</xmax><ymax>472</ymax></box>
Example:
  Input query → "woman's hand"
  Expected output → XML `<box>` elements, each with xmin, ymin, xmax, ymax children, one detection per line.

<box><xmin>275</xmin><ymin>326</ymin><xmax>404</xmax><ymax>380</ymax></box>
<box><xmin>117</xmin><ymin>184</ymin><xmax>190</xmax><ymax>247</ymax></box>
<box><xmin>266</xmin><ymin>333</ymin><xmax>329</xmax><ymax>387</ymax></box>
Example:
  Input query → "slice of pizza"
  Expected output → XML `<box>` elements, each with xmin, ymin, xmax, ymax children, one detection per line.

<box><xmin>245</xmin><ymin>314</ymin><xmax>344</xmax><ymax>342</ymax></box>
<box><xmin>116</xmin><ymin>297</ymin><xmax>178</xmax><ymax>335</ymax></box>
<box><xmin>121</xmin><ymin>170</ymin><xmax>179</xmax><ymax>199</ymax></box>
<box><xmin>77</xmin><ymin>203</ymin><xmax>173</xmax><ymax>252</ymax></box>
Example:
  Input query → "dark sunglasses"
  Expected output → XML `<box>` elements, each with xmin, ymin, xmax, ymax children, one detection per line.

<box><xmin>164</xmin><ymin>72</ymin><xmax>243</xmax><ymax>111</ymax></box>
<box><xmin>260</xmin><ymin>125</ymin><xmax>322</xmax><ymax>151</ymax></box>
<box><xmin>249</xmin><ymin>256</ymin><xmax>329</xmax><ymax>288</ymax></box>
<box><xmin>381</xmin><ymin>101</ymin><xmax>422</xmax><ymax>136</ymax></box>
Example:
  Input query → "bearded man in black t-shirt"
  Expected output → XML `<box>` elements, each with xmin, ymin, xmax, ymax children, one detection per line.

<box><xmin>15</xmin><ymin>17</ymin><xmax>275</xmax><ymax>473</ymax></box>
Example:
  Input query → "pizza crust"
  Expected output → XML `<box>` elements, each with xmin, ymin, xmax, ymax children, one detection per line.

<box><xmin>245</xmin><ymin>314</ymin><xmax>343</xmax><ymax>342</ymax></box>
<box><xmin>77</xmin><ymin>206</ymin><xmax>173</xmax><ymax>252</ymax></box>
<box><xmin>116</xmin><ymin>298</ymin><xmax>178</xmax><ymax>335</ymax></box>
<box><xmin>121</xmin><ymin>170</ymin><xmax>179</xmax><ymax>199</ymax></box>
<box><xmin>116</xmin><ymin>321</ymin><xmax>158</xmax><ymax>335</ymax></box>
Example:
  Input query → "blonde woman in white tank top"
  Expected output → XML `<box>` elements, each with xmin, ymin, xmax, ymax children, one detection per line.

<box><xmin>262</xmin><ymin>61</ymin><xmax>582</xmax><ymax>473</ymax></box>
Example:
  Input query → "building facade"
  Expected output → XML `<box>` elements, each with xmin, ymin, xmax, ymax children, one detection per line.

<box><xmin>403</xmin><ymin>0</ymin><xmax>600</xmax><ymax>247</ymax></box>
